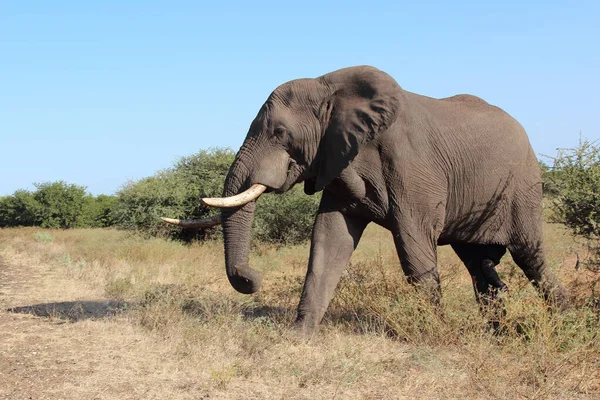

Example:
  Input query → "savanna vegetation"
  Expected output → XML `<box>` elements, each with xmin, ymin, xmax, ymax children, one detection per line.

<box><xmin>1</xmin><ymin>139</ymin><xmax>599</xmax><ymax>398</ymax></box>
<box><xmin>0</xmin><ymin>181</ymin><xmax>116</xmax><ymax>229</ymax></box>
<box><xmin>541</xmin><ymin>138</ymin><xmax>600</xmax><ymax>272</ymax></box>
<box><xmin>0</xmin><ymin>147</ymin><xmax>321</xmax><ymax>244</ymax></box>
<box><xmin>1</xmin><ymin>219</ymin><xmax>598</xmax><ymax>398</ymax></box>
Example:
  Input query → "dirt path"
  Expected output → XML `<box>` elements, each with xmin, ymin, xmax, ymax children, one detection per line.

<box><xmin>0</xmin><ymin>255</ymin><xmax>207</xmax><ymax>400</ymax></box>
<box><xmin>0</xmin><ymin>255</ymin><xmax>103</xmax><ymax>399</ymax></box>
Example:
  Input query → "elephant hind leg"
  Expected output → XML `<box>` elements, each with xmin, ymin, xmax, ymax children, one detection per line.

<box><xmin>508</xmin><ymin>195</ymin><xmax>569</xmax><ymax>308</ymax></box>
<box><xmin>507</xmin><ymin>240</ymin><xmax>568</xmax><ymax>309</ymax></box>
<box><xmin>452</xmin><ymin>243</ymin><xmax>508</xmax><ymax>306</ymax></box>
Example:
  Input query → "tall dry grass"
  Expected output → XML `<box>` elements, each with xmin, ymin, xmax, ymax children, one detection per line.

<box><xmin>0</xmin><ymin>223</ymin><xmax>598</xmax><ymax>399</ymax></box>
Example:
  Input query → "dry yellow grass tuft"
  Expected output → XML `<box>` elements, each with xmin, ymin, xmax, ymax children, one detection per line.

<box><xmin>0</xmin><ymin>223</ymin><xmax>599</xmax><ymax>399</ymax></box>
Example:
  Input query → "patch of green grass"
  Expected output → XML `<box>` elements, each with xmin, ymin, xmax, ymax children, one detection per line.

<box><xmin>33</xmin><ymin>231</ymin><xmax>54</xmax><ymax>243</ymax></box>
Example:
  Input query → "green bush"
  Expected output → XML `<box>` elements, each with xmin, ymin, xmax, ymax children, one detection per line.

<box><xmin>79</xmin><ymin>194</ymin><xmax>118</xmax><ymax>228</ymax></box>
<box><xmin>0</xmin><ymin>182</ymin><xmax>114</xmax><ymax>229</ymax></box>
<box><xmin>33</xmin><ymin>181</ymin><xmax>88</xmax><ymax>229</ymax></box>
<box><xmin>173</xmin><ymin>148</ymin><xmax>236</xmax><ymax>195</ymax></box>
<box><xmin>254</xmin><ymin>185</ymin><xmax>321</xmax><ymax>245</ymax></box>
<box><xmin>0</xmin><ymin>190</ymin><xmax>39</xmax><ymax>227</ymax></box>
<box><xmin>544</xmin><ymin>137</ymin><xmax>600</xmax><ymax>273</ymax></box>
<box><xmin>545</xmin><ymin>138</ymin><xmax>600</xmax><ymax>237</ymax></box>
<box><xmin>111</xmin><ymin>148</ymin><xmax>235</xmax><ymax>240</ymax></box>
<box><xmin>540</xmin><ymin>160</ymin><xmax>562</xmax><ymax>198</ymax></box>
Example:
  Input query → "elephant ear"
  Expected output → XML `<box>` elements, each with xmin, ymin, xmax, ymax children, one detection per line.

<box><xmin>314</xmin><ymin>67</ymin><xmax>402</xmax><ymax>191</ymax></box>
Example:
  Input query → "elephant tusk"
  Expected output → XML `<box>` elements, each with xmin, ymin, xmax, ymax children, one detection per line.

<box><xmin>201</xmin><ymin>183</ymin><xmax>267</xmax><ymax>208</ymax></box>
<box><xmin>160</xmin><ymin>215</ymin><xmax>222</xmax><ymax>228</ymax></box>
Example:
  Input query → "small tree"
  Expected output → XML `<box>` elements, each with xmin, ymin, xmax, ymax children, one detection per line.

<box><xmin>33</xmin><ymin>181</ymin><xmax>88</xmax><ymax>228</ymax></box>
<box><xmin>0</xmin><ymin>190</ymin><xmax>39</xmax><ymax>227</ymax></box>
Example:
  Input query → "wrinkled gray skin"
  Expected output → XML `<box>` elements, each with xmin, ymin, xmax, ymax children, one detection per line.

<box><xmin>221</xmin><ymin>65</ymin><xmax>567</xmax><ymax>334</ymax></box>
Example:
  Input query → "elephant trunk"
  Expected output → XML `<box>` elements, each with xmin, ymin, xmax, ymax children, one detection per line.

<box><xmin>221</xmin><ymin>152</ymin><xmax>262</xmax><ymax>294</ymax></box>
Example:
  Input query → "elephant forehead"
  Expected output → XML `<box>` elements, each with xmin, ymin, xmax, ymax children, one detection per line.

<box><xmin>270</xmin><ymin>104</ymin><xmax>319</xmax><ymax>130</ymax></box>
<box><xmin>270</xmin><ymin>79</ymin><xmax>327</xmax><ymax>108</ymax></box>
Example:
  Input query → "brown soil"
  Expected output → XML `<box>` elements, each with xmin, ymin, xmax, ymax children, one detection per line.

<box><xmin>0</xmin><ymin>255</ymin><xmax>208</xmax><ymax>400</ymax></box>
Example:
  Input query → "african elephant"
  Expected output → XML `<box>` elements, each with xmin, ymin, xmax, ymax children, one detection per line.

<box><xmin>164</xmin><ymin>65</ymin><xmax>568</xmax><ymax>334</ymax></box>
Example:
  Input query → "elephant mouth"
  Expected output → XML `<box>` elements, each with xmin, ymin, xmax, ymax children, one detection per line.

<box><xmin>275</xmin><ymin>159</ymin><xmax>303</xmax><ymax>193</ymax></box>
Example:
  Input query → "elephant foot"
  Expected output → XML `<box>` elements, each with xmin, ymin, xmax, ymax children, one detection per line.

<box><xmin>291</xmin><ymin>318</ymin><xmax>320</xmax><ymax>340</ymax></box>
<box><xmin>474</xmin><ymin>260</ymin><xmax>509</xmax><ymax>305</ymax></box>
<box><xmin>481</xmin><ymin>259</ymin><xmax>508</xmax><ymax>291</ymax></box>
<box><xmin>471</xmin><ymin>260</ymin><xmax>509</xmax><ymax>332</ymax></box>
<box><xmin>538</xmin><ymin>277</ymin><xmax>571</xmax><ymax>311</ymax></box>
<box><xmin>480</xmin><ymin>295</ymin><xmax>508</xmax><ymax>336</ymax></box>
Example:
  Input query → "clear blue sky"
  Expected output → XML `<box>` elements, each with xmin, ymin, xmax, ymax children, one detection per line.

<box><xmin>1</xmin><ymin>1</ymin><xmax>598</xmax><ymax>196</ymax></box>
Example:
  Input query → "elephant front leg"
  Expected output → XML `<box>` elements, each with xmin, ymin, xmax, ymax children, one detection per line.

<box><xmin>393</xmin><ymin>225</ymin><xmax>442</xmax><ymax>304</ymax></box>
<box><xmin>294</xmin><ymin>202</ymin><xmax>368</xmax><ymax>335</ymax></box>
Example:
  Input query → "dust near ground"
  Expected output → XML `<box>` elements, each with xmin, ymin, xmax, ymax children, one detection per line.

<box><xmin>0</xmin><ymin>255</ymin><xmax>210</xmax><ymax>400</ymax></box>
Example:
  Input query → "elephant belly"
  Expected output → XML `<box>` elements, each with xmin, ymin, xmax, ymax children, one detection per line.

<box><xmin>439</xmin><ymin>205</ymin><xmax>512</xmax><ymax>246</ymax></box>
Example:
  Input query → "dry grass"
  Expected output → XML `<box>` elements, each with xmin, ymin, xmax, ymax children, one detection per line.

<box><xmin>0</xmin><ymin>223</ymin><xmax>599</xmax><ymax>399</ymax></box>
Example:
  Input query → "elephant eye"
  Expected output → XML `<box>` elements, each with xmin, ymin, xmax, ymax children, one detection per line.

<box><xmin>274</xmin><ymin>127</ymin><xmax>287</xmax><ymax>140</ymax></box>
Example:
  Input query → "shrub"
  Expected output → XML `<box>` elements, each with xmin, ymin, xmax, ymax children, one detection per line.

<box><xmin>111</xmin><ymin>148</ymin><xmax>235</xmax><ymax>240</ymax></box>
<box><xmin>540</xmin><ymin>160</ymin><xmax>562</xmax><ymax>197</ymax></box>
<box><xmin>545</xmin><ymin>137</ymin><xmax>600</xmax><ymax>273</ymax></box>
<box><xmin>33</xmin><ymin>181</ymin><xmax>88</xmax><ymax>229</ymax></box>
<box><xmin>254</xmin><ymin>185</ymin><xmax>321</xmax><ymax>245</ymax></box>
<box><xmin>173</xmin><ymin>148</ymin><xmax>236</xmax><ymax>195</ymax></box>
<box><xmin>545</xmin><ymin>138</ymin><xmax>600</xmax><ymax>237</ymax></box>
<box><xmin>81</xmin><ymin>194</ymin><xmax>118</xmax><ymax>227</ymax></box>
<box><xmin>0</xmin><ymin>190</ymin><xmax>39</xmax><ymax>227</ymax></box>
<box><xmin>0</xmin><ymin>183</ymin><xmax>116</xmax><ymax>229</ymax></box>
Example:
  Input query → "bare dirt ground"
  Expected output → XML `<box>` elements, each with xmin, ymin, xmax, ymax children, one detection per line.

<box><xmin>0</xmin><ymin>254</ymin><xmax>210</xmax><ymax>400</ymax></box>
<box><xmin>0</xmin><ymin>255</ymin><xmax>112</xmax><ymax>399</ymax></box>
<box><xmin>0</xmin><ymin>254</ymin><xmax>80</xmax><ymax>399</ymax></box>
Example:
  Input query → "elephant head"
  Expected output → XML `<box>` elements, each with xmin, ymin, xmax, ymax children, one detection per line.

<box><xmin>164</xmin><ymin>66</ymin><xmax>403</xmax><ymax>294</ymax></box>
